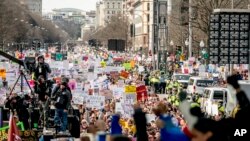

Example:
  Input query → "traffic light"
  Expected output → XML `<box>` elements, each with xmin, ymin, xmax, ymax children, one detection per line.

<box><xmin>32</xmin><ymin>41</ymin><xmax>36</xmax><ymax>48</ymax></box>
<box><xmin>176</xmin><ymin>46</ymin><xmax>182</xmax><ymax>56</ymax></box>
<box><xmin>37</xmin><ymin>42</ymin><xmax>41</xmax><ymax>48</ymax></box>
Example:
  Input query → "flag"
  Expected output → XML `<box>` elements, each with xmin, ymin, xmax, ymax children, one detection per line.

<box><xmin>8</xmin><ymin>114</ymin><xmax>21</xmax><ymax>141</ymax></box>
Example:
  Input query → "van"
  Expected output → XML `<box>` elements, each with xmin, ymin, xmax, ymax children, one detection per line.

<box><xmin>201</xmin><ymin>87</ymin><xmax>228</xmax><ymax>116</ymax></box>
<box><xmin>187</xmin><ymin>77</ymin><xmax>214</xmax><ymax>94</ymax></box>
<box><xmin>172</xmin><ymin>73</ymin><xmax>191</xmax><ymax>88</ymax></box>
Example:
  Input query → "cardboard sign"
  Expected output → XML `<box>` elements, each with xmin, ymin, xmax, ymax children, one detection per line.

<box><xmin>113</xmin><ymin>88</ymin><xmax>124</xmax><ymax>99</ymax></box>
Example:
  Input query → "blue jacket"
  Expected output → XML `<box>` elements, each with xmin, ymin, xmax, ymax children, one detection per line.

<box><xmin>111</xmin><ymin>115</ymin><xmax>122</xmax><ymax>135</ymax></box>
<box><xmin>159</xmin><ymin>114</ymin><xmax>190</xmax><ymax>141</ymax></box>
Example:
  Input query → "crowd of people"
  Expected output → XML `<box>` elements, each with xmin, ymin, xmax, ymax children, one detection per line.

<box><xmin>1</xmin><ymin>47</ymin><xmax>250</xmax><ymax>141</ymax></box>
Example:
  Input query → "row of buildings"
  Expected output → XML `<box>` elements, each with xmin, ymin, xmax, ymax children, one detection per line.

<box><xmin>94</xmin><ymin>0</ymin><xmax>176</xmax><ymax>53</ymax></box>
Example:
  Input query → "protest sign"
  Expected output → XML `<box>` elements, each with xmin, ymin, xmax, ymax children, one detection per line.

<box><xmin>123</xmin><ymin>93</ymin><xmax>137</xmax><ymax>104</ymax></box>
<box><xmin>0</xmin><ymin>89</ymin><xmax>6</xmax><ymax>106</ymax></box>
<box><xmin>113</xmin><ymin>88</ymin><xmax>124</xmax><ymax>100</ymax></box>
<box><xmin>136</xmin><ymin>85</ymin><xmax>148</xmax><ymax>101</ymax></box>
<box><xmin>124</xmin><ymin>85</ymin><xmax>136</xmax><ymax>93</ymax></box>
<box><xmin>0</xmin><ymin>69</ymin><xmax>6</xmax><ymax>78</ymax></box>
<box><xmin>115</xmin><ymin>102</ymin><xmax>124</xmax><ymax>114</ymax></box>
<box><xmin>86</xmin><ymin>95</ymin><xmax>105</xmax><ymax>109</ymax></box>
<box><xmin>146</xmin><ymin>114</ymin><xmax>156</xmax><ymax>123</ymax></box>
<box><xmin>117</xmin><ymin>79</ymin><xmax>125</xmax><ymax>87</ymax></box>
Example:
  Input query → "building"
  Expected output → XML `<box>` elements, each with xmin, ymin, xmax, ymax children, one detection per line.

<box><xmin>96</xmin><ymin>1</ymin><xmax>105</xmax><ymax>28</ymax></box>
<box><xmin>20</xmin><ymin>0</ymin><xmax>42</xmax><ymax>15</ymax></box>
<box><xmin>96</xmin><ymin>0</ymin><xmax>124</xmax><ymax>27</ymax></box>
<box><xmin>125</xmin><ymin>0</ymin><xmax>152</xmax><ymax>52</ymax></box>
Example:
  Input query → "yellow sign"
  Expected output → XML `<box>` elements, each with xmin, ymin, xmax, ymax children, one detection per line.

<box><xmin>0</xmin><ymin>69</ymin><xmax>6</xmax><ymax>78</ymax></box>
<box><xmin>124</xmin><ymin>85</ymin><xmax>136</xmax><ymax>93</ymax></box>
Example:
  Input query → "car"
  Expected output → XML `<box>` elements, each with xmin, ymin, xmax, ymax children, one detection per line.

<box><xmin>172</xmin><ymin>73</ymin><xmax>191</xmax><ymax>88</ymax></box>
<box><xmin>187</xmin><ymin>77</ymin><xmax>214</xmax><ymax>95</ymax></box>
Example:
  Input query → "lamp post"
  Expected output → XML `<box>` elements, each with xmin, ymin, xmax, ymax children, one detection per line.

<box><xmin>199</xmin><ymin>40</ymin><xmax>205</xmax><ymax>58</ymax></box>
<box><xmin>170</xmin><ymin>40</ymin><xmax>174</xmax><ymax>54</ymax></box>
<box><xmin>185</xmin><ymin>39</ymin><xmax>189</xmax><ymax>59</ymax></box>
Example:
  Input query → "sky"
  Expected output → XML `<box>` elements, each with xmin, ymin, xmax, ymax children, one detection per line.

<box><xmin>43</xmin><ymin>0</ymin><xmax>99</xmax><ymax>13</ymax></box>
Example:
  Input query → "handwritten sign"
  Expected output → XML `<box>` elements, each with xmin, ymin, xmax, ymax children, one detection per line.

<box><xmin>86</xmin><ymin>95</ymin><xmax>105</xmax><ymax>109</ymax></box>
<box><xmin>113</xmin><ymin>88</ymin><xmax>124</xmax><ymax>100</ymax></box>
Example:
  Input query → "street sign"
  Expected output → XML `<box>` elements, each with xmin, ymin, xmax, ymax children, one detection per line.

<box><xmin>209</xmin><ymin>9</ymin><xmax>250</xmax><ymax>64</ymax></box>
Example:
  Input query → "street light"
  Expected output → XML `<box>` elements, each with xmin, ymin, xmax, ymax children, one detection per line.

<box><xmin>185</xmin><ymin>39</ymin><xmax>189</xmax><ymax>46</ymax></box>
<box><xmin>200</xmin><ymin>40</ymin><xmax>205</xmax><ymax>48</ymax></box>
<box><xmin>170</xmin><ymin>40</ymin><xmax>174</xmax><ymax>53</ymax></box>
<box><xmin>170</xmin><ymin>40</ymin><xmax>174</xmax><ymax>46</ymax></box>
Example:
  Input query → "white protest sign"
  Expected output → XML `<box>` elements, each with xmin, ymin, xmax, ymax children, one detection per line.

<box><xmin>146</xmin><ymin>114</ymin><xmax>156</xmax><ymax>123</ymax></box>
<box><xmin>86</xmin><ymin>95</ymin><xmax>105</xmax><ymax>109</ymax></box>
<box><xmin>138</xmin><ymin>66</ymin><xmax>145</xmax><ymax>73</ymax></box>
<box><xmin>122</xmin><ymin>103</ymin><xmax>134</xmax><ymax>118</ymax></box>
<box><xmin>115</xmin><ymin>102</ymin><xmax>124</xmax><ymax>114</ymax></box>
<box><xmin>117</xmin><ymin>80</ymin><xmax>125</xmax><ymax>87</ymax></box>
<box><xmin>123</xmin><ymin>93</ymin><xmax>137</xmax><ymax>104</ymax></box>
<box><xmin>50</xmin><ymin>61</ymin><xmax>63</xmax><ymax>69</ymax></box>
<box><xmin>199</xmin><ymin>65</ymin><xmax>206</xmax><ymax>77</ymax></box>
<box><xmin>72</xmin><ymin>93</ymin><xmax>87</xmax><ymax>105</ymax></box>
<box><xmin>113</xmin><ymin>88</ymin><xmax>124</xmax><ymax>100</ymax></box>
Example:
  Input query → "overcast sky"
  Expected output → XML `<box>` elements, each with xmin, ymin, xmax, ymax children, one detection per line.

<box><xmin>43</xmin><ymin>0</ymin><xmax>99</xmax><ymax>12</ymax></box>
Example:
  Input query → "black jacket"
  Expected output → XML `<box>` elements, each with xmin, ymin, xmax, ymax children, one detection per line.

<box><xmin>133</xmin><ymin>108</ymin><xmax>148</xmax><ymax>141</ymax></box>
<box><xmin>34</xmin><ymin>82</ymin><xmax>50</xmax><ymax>102</ymax></box>
<box><xmin>55</xmin><ymin>88</ymin><xmax>71</xmax><ymax>110</ymax></box>
<box><xmin>34</xmin><ymin>63</ymin><xmax>51</xmax><ymax>80</ymax></box>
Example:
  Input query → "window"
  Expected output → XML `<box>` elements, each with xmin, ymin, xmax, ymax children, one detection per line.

<box><xmin>118</xmin><ymin>2</ymin><xmax>120</xmax><ymax>8</ymax></box>
<box><xmin>174</xmin><ymin>75</ymin><xmax>190</xmax><ymax>81</ymax></box>
<box><xmin>107</xmin><ymin>2</ymin><xmax>109</xmax><ymax>8</ymax></box>
<box><xmin>107</xmin><ymin>11</ymin><xmax>110</xmax><ymax>14</ymax></box>
<box><xmin>147</xmin><ymin>14</ymin><xmax>150</xmax><ymax>22</ymax></box>
<box><xmin>213</xmin><ymin>91</ymin><xmax>224</xmax><ymax>100</ymax></box>
<box><xmin>204</xmin><ymin>90</ymin><xmax>211</xmax><ymax>98</ymax></box>
<box><xmin>196</xmin><ymin>80</ymin><xmax>214</xmax><ymax>87</ymax></box>
<box><xmin>112</xmin><ymin>11</ymin><xmax>115</xmax><ymax>14</ymax></box>
<box><xmin>113</xmin><ymin>2</ymin><xmax>115</xmax><ymax>8</ymax></box>
<box><xmin>147</xmin><ymin>25</ymin><xmax>150</xmax><ymax>32</ymax></box>
<box><xmin>147</xmin><ymin>3</ymin><xmax>150</xmax><ymax>11</ymax></box>
<box><xmin>189</xmin><ymin>79</ymin><xmax>194</xmax><ymax>85</ymax></box>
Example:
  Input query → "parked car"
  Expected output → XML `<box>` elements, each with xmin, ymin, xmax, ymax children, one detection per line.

<box><xmin>187</xmin><ymin>77</ymin><xmax>214</xmax><ymax>94</ymax></box>
<box><xmin>172</xmin><ymin>73</ymin><xmax>191</xmax><ymax>88</ymax></box>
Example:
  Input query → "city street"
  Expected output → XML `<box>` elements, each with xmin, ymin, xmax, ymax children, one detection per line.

<box><xmin>0</xmin><ymin>0</ymin><xmax>250</xmax><ymax>141</ymax></box>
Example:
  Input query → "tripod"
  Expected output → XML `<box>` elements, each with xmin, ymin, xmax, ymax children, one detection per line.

<box><xmin>9</xmin><ymin>69</ymin><xmax>33</xmax><ymax>95</ymax></box>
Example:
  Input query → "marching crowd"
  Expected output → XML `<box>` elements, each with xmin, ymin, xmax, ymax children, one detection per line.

<box><xmin>2</xmin><ymin>47</ymin><xmax>250</xmax><ymax>141</ymax></box>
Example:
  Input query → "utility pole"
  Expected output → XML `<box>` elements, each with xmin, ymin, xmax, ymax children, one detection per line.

<box><xmin>188</xmin><ymin>0</ymin><xmax>193</xmax><ymax>58</ymax></box>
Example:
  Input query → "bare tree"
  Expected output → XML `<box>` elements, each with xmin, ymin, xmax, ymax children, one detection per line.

<box><xmin>92</xmin><ymin>15</ymin><xmax>130</xmax><ymax>46</ymax></box>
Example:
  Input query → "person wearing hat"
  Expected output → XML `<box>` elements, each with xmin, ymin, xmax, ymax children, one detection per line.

<box><xmin>34</xmin><ymin>55</ymin><xmax>51</xmax><ymax>80</ymax></box>
<box><xmin>54</xmin><ymin>81</ymin><xmax>71</xmax><ymax>133</ymax></box>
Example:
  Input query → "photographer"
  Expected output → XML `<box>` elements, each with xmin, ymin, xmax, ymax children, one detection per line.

<box><xmin>34</xmin><ymin>55</ymin><xmax>51</xmax><ymax>80</ymax></box>
<box><xmin>5</xmin><ymin>93</ymin><xmax>31</xmax><ymax>129</ymax></box>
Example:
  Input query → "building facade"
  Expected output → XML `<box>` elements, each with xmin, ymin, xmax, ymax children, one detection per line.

<box><xmin>125</xmin><ymin>0</ymin><xmax>152</xmax><ymax>52</ymax></box>
<box><xmin>20</xmin><ymin>0</ymin><xmax>42</xmax><ymax>15</ymax></box>
<box><xmin>96</xmin><ymin>0</ymin><xmax>124</xmax><ymax>27</ymax></box>
<box><xmin>96</xmin><ymin>1</ymin><xmax>105</xmax><ymax>28</ymax></box>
